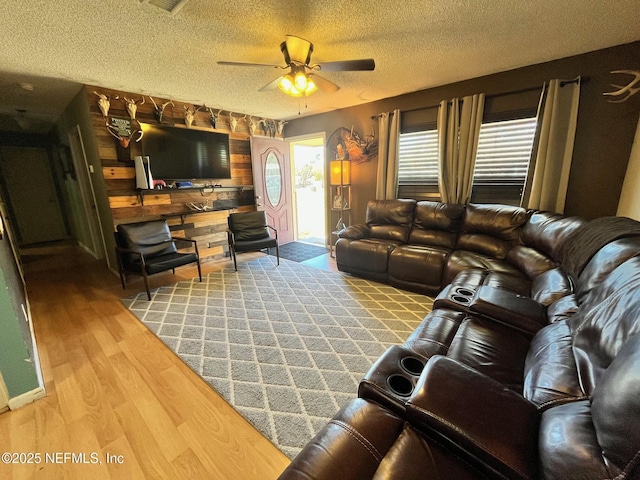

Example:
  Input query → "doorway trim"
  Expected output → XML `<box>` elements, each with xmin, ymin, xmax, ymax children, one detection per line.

<box><xmin>68</xmin><ymin>125</ymin><xmax>107</xmax><ymax>262</ymax></box>
<box><xmin>286</xmin><ymin>132</ymin><xmax>327</xmax><ymax>247</ymax></box>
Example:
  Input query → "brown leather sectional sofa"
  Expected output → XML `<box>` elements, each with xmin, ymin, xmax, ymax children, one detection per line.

<box><xmin>278</xmin><ymin>199</ymin><xmax>640</xmax><ymax>480</ymax></box>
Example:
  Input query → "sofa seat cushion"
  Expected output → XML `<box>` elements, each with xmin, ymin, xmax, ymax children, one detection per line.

<box><xmin>444</xmin><ymin>250</ymin><xmax>527</xmax><ymax>286</ymax></box>
<box><xmin>388</xmin><ymin>245</ymin><xmax>450</xmax><ymax>293</ymax></box>
<box><xmin>279</xmin><ymin>398</ymin><xmax>404</xmax><ymax>480</ymax></box>
<box><xmin>523</xmin><ymin>320</ymin><xmax>583</xmax><ymax>408</ymax></box>
<box><xmin>447</xmin><ymin>314</ymin><xmax>531</xmax><ymax>392</ymax></box>
<box><xmin>404</xmin><ymin>308</ymin><xmax>466</xmax><ymax>358</ymax></box>
<box><xmin>404</xmin><ymin>308</ymin><xmax>531</xmax><ymax>392</ymax></box>
<box><xmin>280</xmin><ymin>398</ymin><xmax>487</xmax><ymax>480</ymax></box>
<box><xmin>336</xmin><ymin>238</ymin><xmax>400</xmax><ymax>274</ymax></box>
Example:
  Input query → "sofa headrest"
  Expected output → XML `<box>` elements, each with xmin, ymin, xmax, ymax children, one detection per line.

<box><xmin>461</xmin><ymin>204</ymin><xmax>529</xmax><ymax>243</ymax></box>
<box><xmin>366</xmin><ymin>199</ymin><xmax>416</xmax><ymax>243</ymax></box>
<box><xmin>409</xmin><ymin>201</ymin><xmax>465</xmax><ymax>248</ymax></box>
<box><xmin>576</xmin><ymin>237</ymin><xmax>640</xmax><ymax>303</ymax></box>
<box><xmin>366</xmin><ymin>199</ymin><xmax>416</xmax><ymax>226</ymax></box>
<box><xmin>571</xmin><ymin>256</ymin><xmax>640</xmax><ymax>396</ymax></box>
<box><xmin>521</xmin><ymin>211</ymin><xmax>585</xmax><ymax>262</ymax></box>
<box><xmin>557</xmin><ymin>216</ymin><xmax>640</xmax><ymax>278</ymax></box>
<box><xmin>591</xmin><ymin>332</ymin><xmax>640</xmax><ymax>473</ymax></box>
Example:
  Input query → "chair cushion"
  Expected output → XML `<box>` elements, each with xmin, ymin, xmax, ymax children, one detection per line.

<box><xmin>228</xmin><ymin>211</ymin><xmax>271</xmax><ymax>241</ymax></box>
<box><xmin>234</xmin><ymin>236</ymin><xmax>277</xmax><ymax>253</ymax></box>
<box><xmin>117</xmin><ymin>221</ymin><xmax>177</xmax><ymax>259</ymax></box>
<box><xmin>141</xmin><ymin>252</ymin><xmax>198</xmax><ymax>275</ymax></box>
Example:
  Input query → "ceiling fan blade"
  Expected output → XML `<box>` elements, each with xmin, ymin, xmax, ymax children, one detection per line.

<box><xmin>316</xmin><ymin>58</ymin><xmax>376</xmax><ymax>72</ymax></box>
<box><xmin>284</xmin><ymin>35</ymin><xmax>313</xmax><ymax>65</ymax></box>
<box><xmin>309</xmin><ymin>73</ymin><xmax>340</xmax><ymax>93</ymax></box>
<box><xmin>259</xmin><ymin>75</ymin><xmax>285</xmax><ymax>92</ymax></box>
<box><xmin>217</xmin><ymin>61</ymin><xmax>283</xmax><ymax>68</ymax></box>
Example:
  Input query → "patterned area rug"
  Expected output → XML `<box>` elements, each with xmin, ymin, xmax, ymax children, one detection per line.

<box><xmin>122</xmin><ymin>257</ymin><xmax>433</xmax><ymax>458</ymax></box>
<box><xmin>271</xmin><ymin>241</ymin><xmax>329</xmax><ymax>263</ymax></box>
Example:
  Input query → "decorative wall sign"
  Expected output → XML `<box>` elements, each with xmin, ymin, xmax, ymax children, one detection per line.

<box><xmin>106</xmin><ymin>117</ymin><xmax>143</xmax><ymax>162</ymax></box>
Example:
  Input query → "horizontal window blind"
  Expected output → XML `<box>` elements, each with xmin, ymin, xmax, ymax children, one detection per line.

<box><xmin>398</xmin><ymin>130</ymin><xmax>439</xmax><ymax>185</ymax></box>
<box><xmin>472</xmin><ymin>117</ymin><xmax>537</xmax><ymax>186</ymax></box>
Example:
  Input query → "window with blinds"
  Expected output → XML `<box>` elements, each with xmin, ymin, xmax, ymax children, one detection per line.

<box><xmin>397</xmin><ymin>129</ymin><xmax>439</xmax><ymax>200</ymax></box>
<box><xmin>470</xmin><ymin>116</ymin><xmax>537</xmax><ymax>205</ymax></box>
<box><xmin>397</xmin><ymin>115</ymin><xmax>538</xmax><ymax>204</ymax></box>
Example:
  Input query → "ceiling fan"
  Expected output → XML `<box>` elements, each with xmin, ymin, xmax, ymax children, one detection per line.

<box><xmin>217</xmin><ymin>35</ymin><xmax>375</xmax><ymax>97</ymax></box>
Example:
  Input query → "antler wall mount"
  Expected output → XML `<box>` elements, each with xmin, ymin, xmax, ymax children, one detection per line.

<box><xmin>603</xmin><ymin>70</ymin><xmax>640</xmax><ymax>103</ymax></box>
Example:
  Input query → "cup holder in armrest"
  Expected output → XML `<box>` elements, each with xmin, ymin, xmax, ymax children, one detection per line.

<box><xmin>400</xmin><ymin>356</ymin><xmax>426</xmax><ymax>376</ymax></box>
<box><xmin>359</xmin><ymin>345</ymin><xmax>428</xmax><ymax>415</ymax></box>
<box><xmin>387</xmin><ymin>374</ymin><xmax>414</xmax><ymax>397</ymax></box>
<box><xmin>433</xmin><ymin>284</ymin><xmax>477</xmax><ymax>311</ymax></box>
<box><xmin>454</xmin><ymin>287</ymin><xmax>476</xmax><ymax>298</ymax></box>
<box><xmin>451</xmin><ymin>294</ymin><xmax>472</xmax><ymax>304</ymax></box>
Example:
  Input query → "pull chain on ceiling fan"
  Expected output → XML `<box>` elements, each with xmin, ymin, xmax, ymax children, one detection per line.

<box><xmin>218</xmin><ymin>35</ymin><xmax>375</xmax><ymax>98</ymax></box>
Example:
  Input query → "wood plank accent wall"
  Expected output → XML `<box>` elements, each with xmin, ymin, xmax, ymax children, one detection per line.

<box><xmin>85</xmin><ymin>86</ymin><xmax>258</xmax><ymax>263</ymax></box>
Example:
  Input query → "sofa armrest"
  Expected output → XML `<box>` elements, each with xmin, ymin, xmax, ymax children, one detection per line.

<box><xmin>406</xmin><ymin>356</ymin><xmax>539</xmax><ymax>480</ymax></box>
<box><xmin>338</xmin><ymin>224</ymin><xmax>370</xmax><ymax>240</ymax></box>
<box><xmin>434</xmin><ymin>285</ymin><xmax>547</xmax><ymax>335</ymax></box>
<box><xmin>472</xmin><ymin>286</ymin><xmax>548</xmax><ymax>334</ymax></box>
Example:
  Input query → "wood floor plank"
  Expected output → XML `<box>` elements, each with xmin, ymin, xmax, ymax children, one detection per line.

<box><xmin>0</xmin><ymin>246</ymin><xmax>299</xmax><ymax>479</ymax></box>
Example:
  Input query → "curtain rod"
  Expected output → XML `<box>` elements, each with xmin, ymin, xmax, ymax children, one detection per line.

<box><xmin>371</xmin><ymin>77</ymin><xmax>589</xmax><ymax>119</ymax></box>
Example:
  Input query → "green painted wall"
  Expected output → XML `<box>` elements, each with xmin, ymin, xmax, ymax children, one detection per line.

<box><xmin>0</xmin><ymin>248</ymin><xmax>39</xmax><ymax>398</ymax></box>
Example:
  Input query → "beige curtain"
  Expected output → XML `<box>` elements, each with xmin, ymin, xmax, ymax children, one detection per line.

<box><xmin>523</xmin><ymin>78</ymin><xmax>581</xmax><ymax>213</ymax></box>
<box><xmin>375</xmin><ymin>109</ymin><xmax>400</xmax><ymax>199</ymax></box>
<box><xmin>437</xmin><ymin>94</ymin><xmax>485</xmax><ymax>204</ymax></box>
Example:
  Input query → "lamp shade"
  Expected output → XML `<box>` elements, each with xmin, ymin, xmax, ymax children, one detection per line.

<box><xmin>330</xmin><ymin>159</ymin><xmax>351</xmax><ymax>185</ymax></box>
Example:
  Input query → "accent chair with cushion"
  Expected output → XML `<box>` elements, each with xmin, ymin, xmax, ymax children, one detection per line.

<box><xmin>115</xmin><ymin>220</ymin><xmax>201</xmax><ymax>300</ymax></box>
<box><xmin>227</xmin><ymin>210</ymin><xmax>279</xmax><ymax>271</ymax></box>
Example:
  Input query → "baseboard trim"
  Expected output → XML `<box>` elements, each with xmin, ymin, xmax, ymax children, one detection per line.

<box><xmin>8</xmin><ymin>386</ymin><xmax>46</xmax><ymax>410</ymax></box>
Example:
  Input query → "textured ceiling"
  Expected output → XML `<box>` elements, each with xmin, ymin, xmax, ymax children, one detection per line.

<box><xmin>1</xmin><ymin>0</ymin><xmax>639</xmax><ymax>133</ymax></box>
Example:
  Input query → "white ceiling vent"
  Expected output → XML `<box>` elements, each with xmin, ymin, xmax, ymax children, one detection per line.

<box><xmin>140</xmin><ymin>0</ymin><xmax>189</xmax><ymax>15</ymax></box>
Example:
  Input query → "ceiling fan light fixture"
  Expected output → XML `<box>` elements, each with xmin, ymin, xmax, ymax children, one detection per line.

<box><xmin>305</xmin><ymin>78</ymin><xmax>318</xmax><ymax>95</ymax></box>
<box><xmin>294</xmin><ymin>71</ymin><xmax>308</xmax><ymax>91</ymax></box>
<box><xmin>278</xmin><ymin>74</ymin><xmax>295</xmax><ymax>92</ymax></box>
<box><xmin>278</xmin><ymin>70</ymin><xmax>317</xmax><ymax>97</ymax></box>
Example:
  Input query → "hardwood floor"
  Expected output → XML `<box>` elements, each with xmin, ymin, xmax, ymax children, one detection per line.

<box><xmin>0</xmin><ymin>246</ymin><xmax>337</xmax><ymax>479</ymax></box>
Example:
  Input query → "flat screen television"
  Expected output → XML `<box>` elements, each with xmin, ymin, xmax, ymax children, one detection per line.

<box><xmin>140</xmin><ymin>123</ymin><xmax>231</xmax><ymax>181</ymax></box>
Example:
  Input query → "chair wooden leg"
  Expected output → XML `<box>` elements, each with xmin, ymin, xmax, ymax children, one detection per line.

<box><xmin>196</xmin><ymin>259</ymin><xmax>202</xmax><ymax>281</ymax></box>
<box><xmin>275</xmin><ymin>244</ymin><xmax>280</xmax><ymax>266</ymax></box>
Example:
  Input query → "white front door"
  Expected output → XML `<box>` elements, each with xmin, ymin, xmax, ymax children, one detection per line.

<box><xmin>250</xmin><ymin>136</ymin><xmax>294</xmax><ymax>244</ymax></box>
